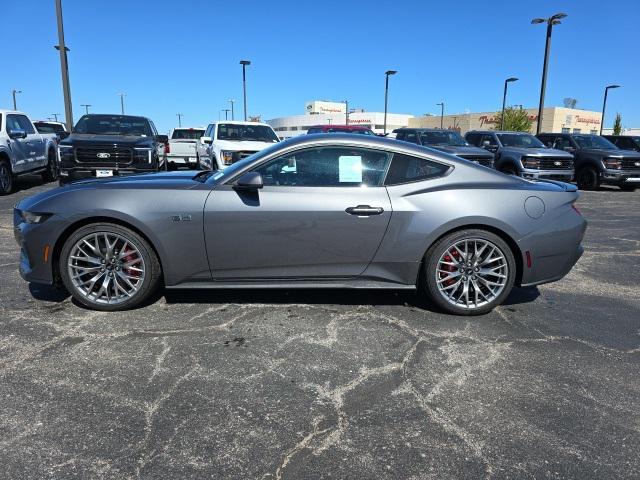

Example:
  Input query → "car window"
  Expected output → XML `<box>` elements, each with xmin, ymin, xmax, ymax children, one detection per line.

<box><xmin>17</xmin><ymin>115</ymin><xmax>35</xmax><ymax>134</ymax></box>
<box><xmin>465</xmin><ymin>133</ymin><xmax>481</xmax><ymax>146</ymax></box>
<box><xmin>537</xmin><ymin>135</ymin><xmax>554</xmax><ymax>148</ymax></box>
<box><xmin>395</xmin><ymin>131</ymin><xmax>405</xmax><ymax>141</ymax></box>
<box><xmin>384</xmin><ymin>153</ymin><xmax>449</xmax><ymax>185</ymax></box>
<box><xmin>254</xmin><ymin>146</ymin><xmax>392</xmax><ymax>187</ymax></box>
<box><xmin>217</xmin><ymin>123</ymin><xmax>279</xmax><ymax>142</ymax></box>
<box><xmin>307</xmin><ymin>128</ymin><xmax>321</xmax><ymax>134</ymax></box>
<box><xmin>6</xmin><ymin>114</ymin><xmax>23</xmax><ymax>132</ymax></box>
<box><xmin>553</xmin><ymin>137</ymin><xmax>573</xmax><ymax>151</ymax></box>
<box><xmin>172</xmin><ymin>129</ymin><xmax>205</xmax><ymax>140</ymax></box>
<box><xmin>481</xmin><ymin>134</ymin><xmax>498</xmax><ymax>147</ymax></box>
<box><xmin>404</xmin><ymin>131</ymin><xmax>419</xmax><ymax>144</ymax></box>
<box><xmin>149</xmin><ymin>120</ymin><xmax>158</xmax><ymax>136</ymax></box>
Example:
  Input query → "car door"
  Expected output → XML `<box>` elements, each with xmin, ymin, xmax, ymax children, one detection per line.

<box><xmin>5</xmin><ymin>114</ymin><xmax>29</xmax><ymax>173</ymax></box>
<box><xmin>203</xmin><ymin>145</ymin><xmax>393</xmax><ymax>279</ymax></box>
<box><xmin>18</xmin><ymin>115</ymin><xmax>46</xmax><ymax>168</ymax></box>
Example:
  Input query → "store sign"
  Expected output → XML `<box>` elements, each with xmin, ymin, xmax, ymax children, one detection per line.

<box><xmin>575</xmin><ymin>116</ymin><xmax>600</xmax><ymax>125</ymax></box>
<box><xmin>479</xmin><ymin>114</ymin><xmax>538</xmax><ymax>127</ymax></box>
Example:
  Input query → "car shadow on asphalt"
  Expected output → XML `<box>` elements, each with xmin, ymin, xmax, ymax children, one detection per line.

<box><xmin>12</xmin><ymin>175</ymin><xmax>54</xmax><ymax>194</ymax></box>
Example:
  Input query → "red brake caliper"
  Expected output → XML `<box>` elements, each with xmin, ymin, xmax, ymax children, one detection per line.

<box><xmin>122</xmin><ymin>248</ymin><xmax>140</xmax><ymax>279</ymax></box>
<box><xmin>440</xmin><ymin>249</ymin><xmax>460</xmax><ymax>287</ymax></box>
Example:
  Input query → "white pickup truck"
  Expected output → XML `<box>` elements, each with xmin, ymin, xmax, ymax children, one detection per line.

<box><xmin>197</xmin><ymin>121</ymin><xmax>279</xmax><ymax>170</ymax></box>
<box><xmin>166</xmin><ymin>127</ymin><xmax>205</xmax><ymax>169</ymax></box>
<box><xmin>0</xmin><ymin>109</ymin><xmax>59</xmax><ymax>194</ymax></box>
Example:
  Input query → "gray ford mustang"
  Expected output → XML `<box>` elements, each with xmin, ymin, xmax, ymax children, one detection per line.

<box><xmin>14</xmin><ymin>134</ymin><xmax>586</xmax><ymax>315</ymax></box>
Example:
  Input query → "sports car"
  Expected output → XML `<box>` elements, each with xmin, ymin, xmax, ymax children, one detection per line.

<box><xmin>14</xmin><ymin>134</ymin><xmax>586</xmax><ymax>315</ymax></box>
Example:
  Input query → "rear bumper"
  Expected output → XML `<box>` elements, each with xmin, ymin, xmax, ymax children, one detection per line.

<box><xmin>166</xmin><ymin>154</ymin><xmax>198</xmax><ymax>164</ymax></box>
<box><xmin>522</xmin><ymin>169</ymin><xmax>573</xmax><ymax>181</ymax></box>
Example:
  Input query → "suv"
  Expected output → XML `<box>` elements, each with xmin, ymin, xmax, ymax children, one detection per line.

<box><xmin>0</xmin><ymin>110</ymin><xmax>59</xmax><ymax>194</ymax></box>
<box><xmin>394</xmin><ymin>128</ymin><xmax>494</xmax><ymax>167</ymax></box>
<box><xmin>602</xmin><ymin>135</ymin><xmax>640</xmax><ymax>153</ymax></box>
<box><xmin>197</xmin><ymin>121</ymin><xmax>279</xmax><ymax>170</ymax></box>
<box><xmin>538</xmin><ymin>133</ymin><xmax>640</xmax><ymax>191</ymax></box>
<box><xmin>466</xmin><ymin>130</ymin><xmax>574</xmax><ymax>181</ymax></box>
<box><xmin>58</xmin><ymin>114</ymin><xmax>168</xmax><ymax>184</ymax></box>
<box><xmin>307</xmin><ymin>125</ymin><xmax>375</xmax><ymax>135</ymax></box>
<box><xmin>166</xmin><ymin>127</ymin><xmax>205</xmax><ymax>169</ymax></box>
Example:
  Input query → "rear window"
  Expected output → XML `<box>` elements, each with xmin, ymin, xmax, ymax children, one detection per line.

<box><xmin>171</xmin><ymin>129</ymin><xmax>205</xmax><ymax>140</ymax></box>
<box><xmin>384</xmin><ymin>153</ymin><xmax>449</xmax><ymax>185</ymax></box>
<box><xmin>34</xmin><ymin>122</ymin><xmax>66</xmax><ymax>134</ymax></box>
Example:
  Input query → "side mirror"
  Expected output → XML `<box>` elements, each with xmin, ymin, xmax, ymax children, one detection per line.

<box><xmin>8</xmin><ymin>128</ymin><xmax>27</xmax><ymax>139</ymax></box>
<box><xmin>59</xmin><ymin>131</ymin><xmax>70</xmax><ymax>140</ymax></box>
<box><xmin>201</xmin><ymin>136</ymin><xmax>213</xmax><ymax>145</ymax></box>
<box><xmin>233</xmin><ymin>171</ymin><xmax>263</xmax><ymax>191</ymax></box>
<box><xmin>155</xmin><ymin>134</ymin><xmax>169</xmax><ymax>143</ymax></box>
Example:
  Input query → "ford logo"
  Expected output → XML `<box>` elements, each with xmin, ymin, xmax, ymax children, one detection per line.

<box><xmin>96</xmin><ymin>152</ymin><xmax>111</xmax><ymax>159</ymax></box>
<box><xmin>554</xmin><ymin>161</ymin><xmax>562</xmax><ymax>166</ymax></box>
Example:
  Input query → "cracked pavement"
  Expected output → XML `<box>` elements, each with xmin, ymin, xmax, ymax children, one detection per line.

<box><xmin>1</xmin><ymin>176</ymin><xmax>639</xmax><ymax>479</ymax></box>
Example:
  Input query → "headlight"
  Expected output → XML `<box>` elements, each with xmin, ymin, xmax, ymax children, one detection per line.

<box><xmin>604</xmin><ymin>158</ymin><xmax>622</xmax><ymax>170</ymax></box>
<box><xmin>58</xmin><ymin>145</ymin><xmax>74</xmax><ymax>161</ymax></box>
<box><xmin>17</xmin><ymin>209</ymin><xmax>51</xmax><ymax>224</ymax></box>
<box><xmin>522</xmin><ymin>157</ymin><xmax>540</xmax><ymax>169</ymax></box>
<box><xmin>134</xmin><ymin>147</ymin><xmax>153</xmax><ymax>163</ymax></box>
<box><xmin>221</xmin><ymin>150</ymin><xmax>235</xmax><ymax>165</ymax></box>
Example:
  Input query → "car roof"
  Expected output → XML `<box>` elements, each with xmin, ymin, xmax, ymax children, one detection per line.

<box><xmin>394</xmin><ymin>128</ymin><xmax>458</xmax><ymax>133</ymax></box>
<box><xmin>468</xmin><ymin>130</ymin><xmax>532</xmax><ymax>135</ymax></box>
<box><xmin>310</xmin><ymin>124</ymin><xmax>370</xmax><ymax>130</ymax></box>
<box><xmin>211</xmin><ymin>120</ymin><xmax>272</xmax><ymax>127</ymax></box>
<box><xmin>0</xmin><ymin>109</ymin><xmax>25</xmax><ymax>115</ymax></box>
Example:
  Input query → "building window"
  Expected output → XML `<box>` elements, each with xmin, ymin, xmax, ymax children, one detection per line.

<box><xmin>573</xmin><ymin>128</ymin><xmax>581</xmax><ymax>134</ymax></box>
<box><xmin>290</xmin><ymin>127</ymin><xmax>298</xmax><ymax>131</ymax></box>
<box><xmin>590</xmin><ymin>129</ymin><xmax>598</xmax><ymax>134</ymax></box>
<box><xmin>561</xmin><ymin>128</ymin><xmax>570</xmax><ymax>133</ymax></box>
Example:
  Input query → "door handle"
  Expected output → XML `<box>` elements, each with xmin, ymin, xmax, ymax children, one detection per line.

<box><xmin>345</xmin><ymin>205</ymin><xmax>384</xmax><ymax>216</ymax></box>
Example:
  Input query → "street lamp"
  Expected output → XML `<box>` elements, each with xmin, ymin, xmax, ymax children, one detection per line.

<box><xmin>344</xmin><ymin>100</ymin><xmax>349</xmax><ymax>125</ymax></box>
<box><xmin>240</xmin><ymin>60</ymin><xmax>251</xmax><ymax>121</ymax></box>
<box><xmin>54</xmin><ymin>0</ymin><xmax>74</xmax><ymax>132</ymax></box>
<box><xmin>52</xmin><ymin>113</ymin><xmax>61</xmax><ymax>122</ymax></box>
<box><xmin>229</xmin><ymin>99</ymin><xmax>235</xmax><ymax>120</ymax></box>
<box><xmin>11</xmin><ymin>90</ymin><xmax>21</xmax><ymax>110</ymax></box>
<box><xmin>81</xmin><ymin>104</ymin><xmax>91</xmax><ymax>114</ymax></box>
<box><xmin>501</xmin><ymin>77</ymin><xmax>519</xmax><ymax>130</ymax></box>
<box><xmin>600</xmin><ymin>84</ymin><xmax>620</xmax><ymax>135</ymax></box>
<box><xmin>436</xmin><ymin>102</ymin><xmax>445</xmax><ymax>129</ymax></box>
<box><xmin>176</xmin><ymin>113</ymin><xmax>183</xmax><ymax>127</ymax></box>
<box><xmin>383</xmin><ymin>70</ymin><xmax>397</xmax><ymax>135</ymax></box>
<box><xmin>118</xmin><ymin>93</ymin><xmax>126</xmax><ymax>114</ymax></box>
<box><xmin>532</xmin><ymin>12</ymin><xmax>567</xmax><ymax>134</ymax></box>
<box><xmin>222</xmin><ymin>109</ymin><xmax>230</xmax><ymax>120</ymax></box>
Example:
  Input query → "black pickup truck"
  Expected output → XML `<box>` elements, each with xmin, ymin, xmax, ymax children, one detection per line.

<box><xmin>537</xmin><ymin>133</ymin><xmax>640</xmax><ymax>191</ymax></box>
<box><xmin>58</xmin><ymin>114</ymin><xmax>168</xmax><ymax>185</ymax></box>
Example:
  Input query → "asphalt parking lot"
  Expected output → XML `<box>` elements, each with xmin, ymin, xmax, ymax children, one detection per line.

<box><xmin>1</xmin><ymin>176</ymin><xmax>639</xmax><ymax>480</ymax></box>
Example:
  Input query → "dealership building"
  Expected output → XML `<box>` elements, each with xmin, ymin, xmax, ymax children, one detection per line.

<box><xmin>408</xmin><ymin>107</ymin><xmax>603</xmax><ymax>135</ymax></box>
<box><xmin>267</xmin><ymin>100</ymin><xmax>414</xmax><ymax>139</ymax></box>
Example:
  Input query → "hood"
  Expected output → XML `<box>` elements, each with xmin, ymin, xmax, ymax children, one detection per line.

<box><xmin>61</xmin><ymin>133</ymin><xmax>155</xmax><ymax>147</ymax></box>
<box><xmin>580</xmin><ymin>148</ymin><xmax>640</xmax><ymax>159</ymax></box>
<box><xmin>428</xmin><ymin>145</ymin><xmax>493</xmax><ymax>158</ymax></box>
<box><xmin>213</xmin><ymin>139</ymin><xmax>278</xmax><ymax>151</ymax></box>
<box><xmin>17</xmin><ymin>171</ymin><xmax>202</xmax><ymax>211</ymax></box>
<box><xmin>502</xmin><ymin>147</ymin><xmax>572</xmax><ymax>158</ymax></box>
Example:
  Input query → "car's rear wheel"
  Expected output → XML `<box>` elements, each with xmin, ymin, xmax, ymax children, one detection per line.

<box><xmin>42</xmin><ymin>148</ymin><xmax>59</xmax><ymax>183</ymax></box>
<box><xmin>421</xmin><ymin>229</ymin><xmax>516</xmax><ymax>315</ymax></box>
<box><xmin>576</xmin><ymin>167</ymin><xmax>600</xmax><ymax>190</ymax></box>
<box><xmin>0</xmin><ymin>159</ymin><xmax>14</xmax><ymax>195</ymax></box>
<box><xmin>59</xmin><ymin>223</ymin><xmax>162</xmax><ymax>311</ymax></box>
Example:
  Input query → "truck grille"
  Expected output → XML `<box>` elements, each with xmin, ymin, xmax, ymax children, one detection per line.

<box><xmin>229</xmin><ymin>150</ymin><xmax>258</xmax><ymax>164</ymax></box>
<box><xmin>75</xmin><ymin>146</ymin><xmax>133</xmax><ymax>164</ymax></box>
<box><xmin>458</xmin><ymin>155</ymin><xmax>493</xmax><ymax>167</ymax></box>
<box><xmin>538</xmin><ymin>157</ymin><xmax>573</xmax><ymax>169</ymax></box>
<box><xmin>621</xmin><ymin>158</ymin><xmax>640</xmax><ymax>169</ymax></box>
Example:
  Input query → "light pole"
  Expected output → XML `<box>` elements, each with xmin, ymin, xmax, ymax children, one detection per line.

<box><xmin>176</xmin><ymin>113</ymin><xmax>183</xmax><ymax>127</ymax></box>
<box><xmin>383</xmin><ymin>70</ymin><xmax>397</xmax><ymax>135</ymax></box>
<box><xmin>229</xmin><ymin>99</ymin><xmax>235</xmax><ymax>120</ymax></box>
<box><xmin>240</xmin><ymin>60</ymin><xmax>251</xmax><ymax>121</ymax></box>
<box><xmin>532</xmin><ymin>13</ymin><xmax>567</xmax><ymax>134</ymax></box>
<box><xmin>501</xmin><ymin>77</ymin><xmax>519</xmax><ymax>130</ymax></box>
<box><xmin>344</xmin><ymin>100</ymin><xmax>349</xmax><ymax>125</ymax></box>
<box><xmin>11</xmin><ymin>90</ymin><xmax>21</xmax><ymax>110</ymax></box>
<box><xmin>54</xmin><ymin>0</ymin><xmax>74</xmax><ymax>132</ymax></box>
<box><xmin>600</xmin><ymin>84</ymin><xmax>620</xmax><ymax>135</ymax></box>
<box><xmin>222</xmin><ymin>109</ymin><xmax>230</xmax><ymax>120</ymax></box>
<box><xmin>81</xmin><ymin>104</ymin><xmax>91</xmax><ymax>114</ymax></box>
<box><xmin>436</xmin><ymin>102</ymin><xmax>445</xmax><ymax>129</ymax></box>
<box><xmin>118</xmin><ymin>93</ymin><xmax>126</xmax><ymax>114</ymax></box>
<box><xmin>52</xmin><ymin>113</ymin><xmax>61</xmax><ymax>122</ymax></box>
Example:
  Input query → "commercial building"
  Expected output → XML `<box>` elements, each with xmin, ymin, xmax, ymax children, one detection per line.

<box><xmin>267</xmin><ymin>101</ymin><xmax>414</xmax><ymax>139</ymax></box>
<box><xmin>409</xmin><ymin>107</ymin><xmax>603</xmax><ymax>135</ymax></box>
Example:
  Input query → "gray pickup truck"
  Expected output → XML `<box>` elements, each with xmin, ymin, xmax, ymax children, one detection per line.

<box><xmin>465</xmin><ymin>130</ymin><xmax>574</xmax><ymax>182</ymax></box>
<box><xmin>0</xmin><ymin>109</ymin><xmax>59</xmax><ymax>194</ymax></box>
<box><xmin>538</xmin><ymin>133</ymin><xmax>640</xmax><ymax>191</ymax></box>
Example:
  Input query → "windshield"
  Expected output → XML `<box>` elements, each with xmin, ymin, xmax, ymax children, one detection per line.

<box><xmin>217</xmin><ymin>123</ymin><xmax>279</xmax><ymax>142</ymax></box>
<box><xmin>419</xmin><ymin>130</ymin><xmax>466</xmax><ymax>146</ymax></box>
<box><xmin>171</xmin><ymin>129</ymin><xmax>204</xmax><ymax>140</ymax></box>
<box><xmin>497</xmin><ymin>133</ymin><xmax>545</xmax><ymax>148</ymax></box>
<box><xmin>325</xmin><ymin>127</ymin><xmax>374</xmax><ymax>135</ymax></box>
<box><xmin>73</xmin><ymin>115</ymin><xmax>153</xmax><ymax>136</ymax></box>
<box><xmin>573</xmin><ymin>135</ymin><xmax>618</xmax><ymax>150</ymax></box>
<box><xmin>34</xmin><ymin>122</ymin><xmax>66</xmax><ymax>134</ymax></box>
<box><xmin>632</xmin><ymin>137</ymin><xmax>640</xmax><ymax>147</ymax></box>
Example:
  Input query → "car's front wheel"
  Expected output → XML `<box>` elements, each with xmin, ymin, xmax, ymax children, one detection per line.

<box><xmin>59</xmin><ymin>223</ymin><xmax>162</xmax><ymax>311</ymax></box>
<box><xmin>421</xmin><ymin>229</ymin><xmax>516</xmax><ymax>315</ymax></box>
<box><xmin>42</xmin><ymin>148</ymin><xmax>59</xmax><ymax>183</ymax></box>
<box><xmin>0</xmin><ymin>159</ymin><xmax>14</xmax><ymax>195</ymax></box>
<box><xmin>576</xmin><ymin>167</ymin><xmax>600</xmax><ymax>190</ymax></box>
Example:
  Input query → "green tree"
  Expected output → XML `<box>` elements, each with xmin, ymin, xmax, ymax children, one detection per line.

<box><xmin>612</xmin><ymin>113</ymin><xmax>623</xmax><ymax>135</ymax></box>
<box><xmin>493</xmin><ymin>107</ymin><xmax>533</xmax><ymax>132</ymax></box>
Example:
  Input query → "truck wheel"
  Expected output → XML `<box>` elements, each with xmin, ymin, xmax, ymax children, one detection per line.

<box><xmin>576</xmin><ymin>167</ymin><xmax>600</xmax><ymax>191</ymax></box>
<box><xmin>0</xmin><ymin>159</ymin><xmax>14</xmax><ymax>195</ymax></box>
<box><xmin>42</xmin><ymin>148</ymin><xmax>59</xmax><ymax>183</ymax></box>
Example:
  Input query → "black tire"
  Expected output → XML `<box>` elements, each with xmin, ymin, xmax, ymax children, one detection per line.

<box><xmin>420</xmin><ymin>229</ymin><xmax>516</xmax><ymax>316</ymax></box>
<box><xmin>0</xmin><ymin>159</ymin><xmax>14</xmax><ymax>195</ymax></box>
<box><xmin>42</xmin><ymin>148</ymin><xmax>59</xmax><ymax>183</ymax></box>
<box><xmin>59</xmin><ymin>223</ymin><xmax>162</xmax><ymax>311</ymax></box>
<box><xmin>620</xmin><ymin>185</ymin><xmax>637</xmax><ymax>192</ymax></box>
<box><xmin>576</xmin><ymin>167</ymin><xmax>600</xmax><ymax>191</ymax></box>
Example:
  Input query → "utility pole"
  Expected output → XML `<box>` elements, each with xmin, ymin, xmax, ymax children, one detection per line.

<box><xmin>12</xmin><ymin>90</ymin><xmax>22</xmax><ymax>110</ymax></box>
<box><xmin>81</xmin><ymin>104</ymin><xmax>91</xmax><ymax>114</ymax></box>
<box><xmin>118</xmin><ymin>93</ymin><xmax>126</xmax><ymax>114</ymax></box>
<box><xmin>176</xmin><ymin>113</ymin><xmax>183</xmax><ymax>127</ymax></box>
<box><xmin>436</xmin><ymin>102</ymin><xmax>445</xmax><ymax>129</ymax></box>
<box><xmin>55</xmin><ymin>0</ymin><xmax>74</xmax><ymax>132</ymax></box>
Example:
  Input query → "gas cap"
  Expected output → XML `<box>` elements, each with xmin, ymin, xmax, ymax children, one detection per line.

<box><xmin>524</xmin><ymin>196</ymin><xmax>545</xmax><ymax>219</ymax></box>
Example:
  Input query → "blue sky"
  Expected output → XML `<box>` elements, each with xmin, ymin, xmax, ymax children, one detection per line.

<box><xmin>2</xmin><ymin>0</ymin><xmax>638</xmax><ymax>132</ymax></box>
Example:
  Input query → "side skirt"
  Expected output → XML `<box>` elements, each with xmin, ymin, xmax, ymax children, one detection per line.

<box><xmin>166</xmin><ymin>279</ymin><xmax>417</xmax><ymax>290</ymax></box>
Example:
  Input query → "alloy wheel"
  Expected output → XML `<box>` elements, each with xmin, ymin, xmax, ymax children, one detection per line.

<box><xmin>435</xmin><ymin>238</ymin><xmax>509</xmax><ymax>310</ymax></box>
<box><xmin>67</xmin><ymin>232</ymin><xmax>146</xmax><ymax>305</ymax></box>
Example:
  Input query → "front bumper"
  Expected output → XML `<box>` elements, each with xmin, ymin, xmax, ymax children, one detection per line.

<box><xmin>522</xmin><ymin>169</ymin><xmax>574</xmax><ymax>181</ymax></box>
<box><xmin>59</xmin><ymin>165</ymin><xmax>158</xmax><ymax>182</ymax></box>
<box><xmin>602</xmin><ymin>169</ymin><xmax>640</xmax><ymax>185</ymax></box>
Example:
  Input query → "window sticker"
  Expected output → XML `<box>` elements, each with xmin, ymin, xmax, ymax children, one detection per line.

<box><xmin>339</xmin><ymin>155</ymin><xmax>363</xmax><ymax>183</ymax></box>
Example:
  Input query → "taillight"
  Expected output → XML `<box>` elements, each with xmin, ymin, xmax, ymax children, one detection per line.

<box><xmin>572</xmin><ymin>204</ymin><xmax>582</xmax><ymax>216</ymax></box>
<box><xmin>165</xmin><ymin>142</ymin><xmax>170</xmax><ymax>154</ymax></box>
